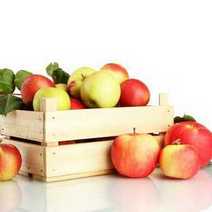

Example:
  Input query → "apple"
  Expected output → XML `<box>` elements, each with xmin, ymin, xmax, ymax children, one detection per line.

<box><xmin>164</xmin><ymin>121</ymin><xmax>212</xmax><ymax>167</ymax></box>
<box><xmin>21</xmin><ymin>74</ymin><xmax>54</xmax><ymax>104</ymax></box>
<box><xmin>55</xmin><ymin>83</ymin><xmax>67</xmax><ymax>91</ymax></box>
<box><xmin>0</xmin><ymin>144</ymin><xmax>22</xmax><ymax>181</ymax></box>
<box><xmin>100</xmin><ymin>63</ymin><xmax>129</xmax><ymax>84</ymax></box>
<box><xmin>80</xmin><ymin>71</ymin><xmax>121</xmax><ymax>108</ymax></box>
<box><xmin>71</xmin><ymin>98</ymin><xmax>86</xmax><ymax>109</ymax></box>
<box><xmin>119</xmin><ymin>79</ymin><xmax>150</xmax><ymax>106</ymax></box>
<box><xmin>33</xmin><ymin>87</ymin><xmax>71</xmax><ymax>111</ymax></box>
<box><xmin>111</xmin><ymin>133</ymin><xmax>160</xmax><ymax>178</ymax></box>
<box><xmin>159</xmin><ymin>144</ymin><xmax>200</xmax><ymax>179</ymax></box>
<box><xmin>67</xmin><ymin>67</ymin><xmax>96</xmax><ymax>98</ymax></box>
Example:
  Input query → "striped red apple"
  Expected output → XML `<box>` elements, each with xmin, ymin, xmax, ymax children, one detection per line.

<box><xmin>111</xmin><ymin>133</ymin><xmax>160</xmax><ymax>178</ymax></box>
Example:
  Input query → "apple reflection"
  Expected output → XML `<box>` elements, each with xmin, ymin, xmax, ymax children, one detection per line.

<box><xmin>109</xmin><ymin>176</ymin><xmax>160</xmax><ymax>212</ymax></box>
<box><xmin>0</xmin><ymin>180</ymin><xmax>22</xmax><ymax>212</ymax></box>
<box><xmin>152</xmin><ymin>169</ymin><xmax>212</xmax><ymax>212</ymax></box>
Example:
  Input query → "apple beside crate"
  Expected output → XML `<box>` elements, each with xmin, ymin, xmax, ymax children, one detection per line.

<box><xmin>0</xmin><ymin>93</ymin><xmax>174</xmax><ymax>182</ymax></box>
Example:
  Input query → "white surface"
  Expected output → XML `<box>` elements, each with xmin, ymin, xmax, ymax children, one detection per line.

<box><xmin>0</xmin><ymin>0</ymin><xmax>212</xmax><ymax>129</ymax></box>
<box><xmin>0</xmin><ymin>167</ymin><xmax>212</xmax><ymax>212</ymax></box>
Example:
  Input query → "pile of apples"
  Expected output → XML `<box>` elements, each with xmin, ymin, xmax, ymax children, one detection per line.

<box><xmin>111</xmin><ymin>121</ymin><xmax>212</xmax><ymax>179</ymax></box>
<box><xmin>20</xmin><ymin>63</ymin><xmax>150</xmax><ymax>111</ymax></box>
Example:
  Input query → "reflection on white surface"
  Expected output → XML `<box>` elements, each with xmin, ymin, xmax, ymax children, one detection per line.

<box><xmin>0</xmin><ymin>180</ymin><xmax>22</xmax><ymax>212</ymax></box>
<box><xmin>152</xmin><ymin>168</ymin><xmax>212</xmax><ymax>212</ymax></box>
<box><xmin>0</xmin><ymin>167</ymin><xmax>212</xmax><ymax>212</ymax></box>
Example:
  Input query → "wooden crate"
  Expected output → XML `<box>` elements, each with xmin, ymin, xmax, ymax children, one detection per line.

<box><xmin>0</xmin><ymin>93</ymin><xmax>174</xmax><ymax>182</ymax></box>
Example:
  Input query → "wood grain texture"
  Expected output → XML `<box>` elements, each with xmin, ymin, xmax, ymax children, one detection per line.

<box><xmin>45</xmin><ymin>140</ymin><xmax>113</xmax><ymax>177</ymax></box>
<box><xmin>44</xmin><ymin>106</ymin><xmax>174</xmax><ymax>142</ymax></box>
<box><xmin>1</xmin><ymin>111</ymin><xmax>44</xmax><ymax>142</ymax></box>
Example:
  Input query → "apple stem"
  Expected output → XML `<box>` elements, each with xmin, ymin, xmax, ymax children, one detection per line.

<box><xmin>133</xmin><ymin>127</ymin><xmax>136</xmax><ymax>135</ymax></box>
<box><xmin>173</xmin><ymin>139</ymin><xmax>182</xmax><ymax>145</ymax></box>
<box><xmin>81</xmin><ymin>74</ymin><xmax>86</xmax><ymax>81</ymax></box>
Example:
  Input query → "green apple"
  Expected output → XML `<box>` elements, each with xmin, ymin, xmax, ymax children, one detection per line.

<box><xmin>33</xmin><ymin>87</ymin><xmax>70</xmax><ymax>111</ymax></box>
<box><xmin>55</xmin><ymin>83</ymin><xmax>67</xmax><ymax>91</ymax></box>
<box><xmin>67</xmin><ymin>67</ymin><xmax>96</xmax><ymax>98</ymax></box>
<box><xmin>80</xmin><ymin>71</ymin><xmax>121</xmax><ymax>108</ymax></box>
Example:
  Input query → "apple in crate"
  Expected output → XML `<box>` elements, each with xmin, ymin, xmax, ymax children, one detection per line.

<box><xmin>80</xmin><ymin>71</ymin><xmax>121</xmax><ymax>108</ymax></box>
<box><xmin>21</xmin><ymin>74</ymin><xmax>54</xmax><ymax>104</ymax></box>
<box><xmin>67</xmin><ymin>67</ymin><xmax>96</xmax><ymax>98</ymax></box>
<box><xmin>71</xmin><ymin>98</ymin><xmax>86</xmax><ymax>109</ymax></box>
<box><xmin>100</xmin><ymin>63</ymin><xmax>129</xmax><ymax>84</ymax></box>
<box><xmin>119</xmin><ymin>79</ymin><xmax>150</xmax><ymax>106</ymax></box>
<box><xmin>111</xmin><ymin>134</ymin><xmax>160</xmax><ymax>178</ymax></box>
<box><xmin>55</xmin><ymin>83</ymin><xmax>67</xmax><ymax>91</ymax></box>
<box><xmin>164</xmin><ymin>121</ymin><xmax>212</xmax><ymax>167</ymax></box>
<box><xmin>0</xmin><ymin>144</ymin><xmax>22</xmax><ymax>181</ymax></box>
<box><xmin>159</xmin><ymin>144</ymin><xmax>200</xmax><ymax>179</ymax></box>
<box><xmin>33</xmin><ymin>87</ymin><xmax>70</xmax><ymax>111</ymax></box>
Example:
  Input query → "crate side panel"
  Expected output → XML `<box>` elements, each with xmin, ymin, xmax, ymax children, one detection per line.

<box><xmin>2</xmin><ymin>138</ymin><xmax>45</xmax><ymax>176</ymax></box>
<box><xmin>2</xmin><ymin>111</ymin><xmax>44</xmax><ymax>142</ymax></box>
<box><xmin>45</xmin><ymin>106</ymin><xmax>174</xmax><ymax>142</ymax></box>
<box><xmin>45</xmin><ymin>140</ymin><xmax>113</xmax><ymax>177</ymax></box>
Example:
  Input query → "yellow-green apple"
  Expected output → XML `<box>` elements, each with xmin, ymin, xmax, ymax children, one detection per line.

<box><xmin>33</xmin><ymin>87</ymin><xmax>70</xmax><ymax>111</ymax></box>
<box><xmin>80</xmin><ymin>71</ymin><xmax>121</xmax><ymax>108</ymax></box>
<box><xmin>111</xmin><ymin>134</ymin><xmax>160</xmax><ymax>178</ymax></box>
<box><xmin>67</xmin><ymin>67</ymin><xmax>96</xmax><ymax>98</ymax></box>
<box><xmin>71</xmin><ymin>98</ymin><xmax>86</xmax><ymax>109</ymax></box>
<box><xmin>0</xmin><ymin>144</ymin><xmax>22</xmax><ymax>181</ymax></box>
<box><xmin>21</xmin><ymin>74</ymin><xmax>54</xmax><ymax>104</ymax></box>
<box><xmin>100</xmin><ymin>63</ymin><xmax>129</xmax><ymax>84</ymax></box>
<box><xmin>159</xmin><ymin>144</ymin><xmax>200</xmax><ymax>179</ymax></box>
<box><xmin>55</xmin><ymin>83</ymin><xmax>67</xmax><ymax>91</ymax></box>
<box><xmin>119</xmin><ymin>79</ymin><xmax>150</xmax><ymax>106</ymax></box>
<box><xmin>164</xmin><ymin>121</ymin><xmax>212</xmax><ymax>167</ymax></box>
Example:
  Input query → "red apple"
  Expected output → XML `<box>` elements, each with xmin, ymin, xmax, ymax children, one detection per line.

<box><xmin>21</xmin><ymin>74</ymin><xmax>54</xmax><ymax>104</ymax></box>
<box><xmin>159</xmin><ymin>144</ymin><xmax>200</xmax><ymax>179</ymax></box>
<box><xmin>119</xmin><ymin>79</ymin><xmax>150</xmax><ymax>106</ymax></box>
<box><xmin>111</xmin><ymin>134</ymin><xmax>160</xmax><ymax>178</ymax></box>
<box><xmin>164</xmin><ymin>121</ymin><xmax>212</xmax><ymax>167</ymax></box>
<box><xmin>0</xmin><ymin>144</ymin><xmax>22</xmax><ymax>181</ymax></box>
<box><xmin>100</xmin><ymin>63</ymin><xmax>129</xmax><ymax>84</ymax></box>
<box><xmin>71</xmin><ymin>98</ymin><xmax>86</xmax><ymax>109</ymax></box>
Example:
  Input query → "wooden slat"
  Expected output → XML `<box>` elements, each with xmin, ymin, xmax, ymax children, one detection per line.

<box><xmin>159</xmin><ymin>93</ymin><xmax>169</xmax><ymax>106</ymax></box>
<box><xmin>2</xmin><ymin>138</ymin><xmax>45</xmax><ymax>176</ymax></box>
<box><xmin>44</xmin><ymin>170</ymin><xmax>113</xmax><ymax>182</ymax></box>
<box><xmin>44</xmin><ymin>106</ymin><xmax>174</xmax><ymax>142</ymax></box>
<box><xmin>1</xmin><ymin>110</ymin><xmax>44</xmax><ymax>142</ymax></box>
<box><xmin>45</xmin><ymin>140</ymin><xmax>113</xmax><ymax>178</ymax></box>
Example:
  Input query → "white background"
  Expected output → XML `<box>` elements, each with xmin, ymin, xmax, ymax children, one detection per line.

<box><xmin>0</xmin><ymin>0</ymin><xmax>212</xmax><ymax>129</ymax></box>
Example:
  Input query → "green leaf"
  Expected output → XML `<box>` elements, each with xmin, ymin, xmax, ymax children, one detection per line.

<box><xmin>183</xmin><ymin>114</ymin><xmax>196</xmax><ymax>121</ymax></box>
<box><xmin>0</xmin><ymin>94</ymin><xmax>24</xmax><ymax>115</ymax></box>
<box><xmin>174</xmin><ymin>114</ymin><xmax>196</xmax><ymax>123</ymax></box>
<box><xmin>0</xmin><ymin>69</ymin><xmax>15</xmax><ymax>94</ymax></box>
<box><xmin>46</xmin><ymin>62</ymin><xmax>70</xmax><ymax>84</ymax></box>
<box><xmin>14</xmin><ymin>70</ymin><xmax>32</xmax><ymax>90</ymax></box>
<box><xmin>46</xmin><ymin>62</ymin><xmax>59</xmax><ymax>76</ymax></box>
<box><xmin>52</xmin><ymin>68</ymin><xmax>70</xmax><ymax>84</ymax></box>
